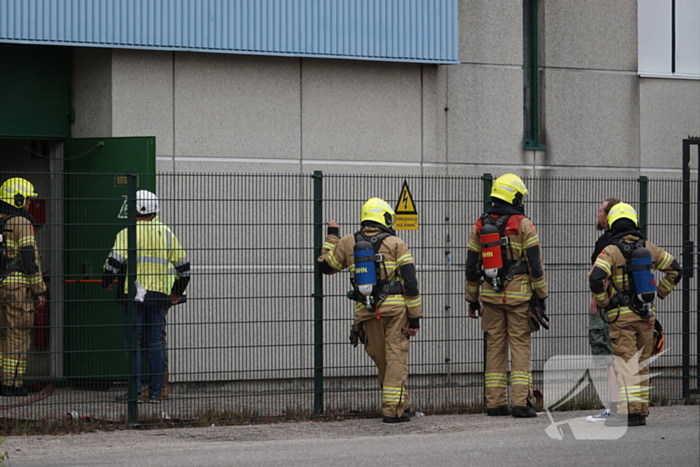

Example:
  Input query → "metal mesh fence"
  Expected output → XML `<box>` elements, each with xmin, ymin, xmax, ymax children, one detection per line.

<box><xmin>0</xmin><ymin>171</ymin><xmax>696</xmax><ymax>428</ymax></box>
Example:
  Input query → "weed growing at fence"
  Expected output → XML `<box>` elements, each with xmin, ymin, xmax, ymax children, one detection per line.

<box><xmin>0</xmin><ymin>438</ymin><xmax>7</xmax><ymax>466</ymax></box>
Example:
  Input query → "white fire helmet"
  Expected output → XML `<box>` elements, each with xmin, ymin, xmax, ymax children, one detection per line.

<box><xmin>136</xmin><ymin>190</ymin><xmax>159</xmax><ymax>215</ymax></box>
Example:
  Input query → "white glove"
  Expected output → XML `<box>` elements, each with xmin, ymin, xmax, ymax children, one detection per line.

<box><xmin>134</xmin><ymin>280</ymin><xmax>146</xmax><ymax>303</ymax></box>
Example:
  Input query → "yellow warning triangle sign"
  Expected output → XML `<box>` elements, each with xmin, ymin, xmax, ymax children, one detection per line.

<box><xmin>395</xmin><ymin>180</ymin><xmax>417</xmax><ymax>214</ymax></box>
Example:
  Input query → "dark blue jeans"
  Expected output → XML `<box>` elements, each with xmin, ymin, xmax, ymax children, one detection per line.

<box><xmin>122</xmin><ymin>291</ymin><xmax>168</xmax><ymax>397</ymax></box>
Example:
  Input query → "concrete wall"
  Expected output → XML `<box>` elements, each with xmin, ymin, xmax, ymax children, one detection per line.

<box><xmin>539</xmin><ymin>0</ymin><xmax>639</xmax><ymax>176</ymax></box>
<box><xmin>640</xmin><ymin>78</ymin><xmax>700</xmax><ymax>175</ymax></box>
<box><xmin>68</xmin><ymin>0</ymin><xmax>700</xmax><ymax>181</ymax></box>
<box><xmin>72</xmin><ymin>48</ymin><xmax>113</xmax><ymax>138</ymax></box>
<box><xmin>112</xmin><ymin>50</ymin><xmax>174</xmax><ymax>158</ymax></box>
<box><xmin>63</xmin><ymin>1</ymin><xmax>700</xmax><ymax>384</ymax></box>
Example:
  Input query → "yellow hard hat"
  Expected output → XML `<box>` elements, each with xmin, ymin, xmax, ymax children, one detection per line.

<box><xmin>491</xmin><ymin>174</ymin><xmax>528</xmax><ymax>206</ymax></box>
<box><xmin>607</xmin><ymin>202</ymin><xmax>638</xmax><ymax>228</ymax></box>
<box><xmin>0</xmin><ymin>177</ymin><xmax>38</xmax><ymax>209</ymax></box>
<box><xmin>360</xmin><ymin>198</ymin><xmax>395</xmax><ymax>228</ymax></box>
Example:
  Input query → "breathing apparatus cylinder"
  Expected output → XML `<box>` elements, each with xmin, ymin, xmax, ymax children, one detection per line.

<box><xmin>480</xmin><ymin>223</ymin><xmax>503</xmax><ymax>289</ymax></box>
<box><xmin>630</xmin><ymin>246</ymin><xmax>656</xmax><ymax>303</ymax></box>
<box><xmin>354</xmin><ymin>240</ymin><xmax>376</xmax><ymax>309</ymax></box>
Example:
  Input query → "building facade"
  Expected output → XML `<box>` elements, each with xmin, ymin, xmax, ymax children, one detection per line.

<box><xmin>0</xmin><ymin>1</ymin><xmax>697</xmax><ymax>385</ymax></box>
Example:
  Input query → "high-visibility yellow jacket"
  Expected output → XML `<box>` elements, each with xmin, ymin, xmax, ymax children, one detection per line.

<box><xmin>0</xmin><ymin>213</ymin><xmax>47</xmax><ymax>295</ymax></box>
<box><xmin>103</xmin><ymin>218</ymin><xmax>190</xmax><ymax>296</ymax></box>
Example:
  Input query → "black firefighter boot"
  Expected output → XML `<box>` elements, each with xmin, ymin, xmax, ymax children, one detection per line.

<box><xmin>1</xmin><ymin>385</ymin><xmax>28</xmax><ymax>397</ymax></box>
<box><xmin>383</xmin><ymin>411</ymin><xmax>411</xmax><ymax>424</ymax></box>
<box><xmin>486</xmin><ymin>405</ymin><xmax>512</xmax><ymax>416</ymax></box>
<box><xmin>511</xmin><ymin>405</ymin><xmax>538</xmax><ymax>418</ymax></box>
<box><xmin>604</xmin><ymin>412</ymin><xmax>642</xmax><ymax>427</ymax></box>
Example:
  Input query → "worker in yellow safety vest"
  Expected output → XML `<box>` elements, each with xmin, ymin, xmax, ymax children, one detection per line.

<box><xmin>102</xmin><ymin>190</ymin><xmax>190</xmax><ymax>403</ymax></box>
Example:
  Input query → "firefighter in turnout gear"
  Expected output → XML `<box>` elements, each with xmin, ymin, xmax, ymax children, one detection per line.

<box><xmin>317</xmin><ymin>198</ymin><xmax>422</xmax><ymax>423</ymax></box>
<box><xmin>588</xmin><ymin>203</ymin><xmax>681</xmax><ymax>427</ymax></box>
<box><xmin>465</xmin><ymin>174</ymin><xmax>547</xmax><ymax>418</ymax></box>
<box><xmin>0</xmin><ymin>177</ymin><xmax>47</xmax><ymax>397</ymax></box>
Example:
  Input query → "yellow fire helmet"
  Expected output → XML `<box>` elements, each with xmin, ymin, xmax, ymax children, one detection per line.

<box><xmin>607</xmin><ymin>202</ymin><xmax>638</xmax><ymax>228</ymax></box>
<box><xmin>360</xmin><ymin>197</ymin><xmax>395</xmax><ymax>228</ymax></box>
<box><xmin>490</xmin><ymin>173</ymin><xmax>528</xmax><ymax>206</ymax></box>
<box><xmin>0</xmin><ymin>177</ymin><xmax>38</xmax><ymax>209</ymax></box>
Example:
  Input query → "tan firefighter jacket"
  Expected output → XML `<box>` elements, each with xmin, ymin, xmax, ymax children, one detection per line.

<box><xmin>1</xmin><ymin>214</ymin><xmax>47</xmax><ymax>295</ymax></box>
<box><xmin>589</xmin><ymin>234</ymin><xmax>681</xmax><ymax>323</ymax></box>
<box><xmin>465</xmin><ymin>214</ymin><xmax>547</xmax><ymax>306</ymax></box>
<box><xmin>318</xmin><ymin>226</ymin><xmax>423</xmax><ymax>322</ymax></box>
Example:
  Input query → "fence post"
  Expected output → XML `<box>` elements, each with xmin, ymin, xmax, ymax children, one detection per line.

<box><xmin>481</xmin><ymin>174</ymin><xmax>493</xmax><ymax>408</ymax></box>
<box><xmin>638</xmin><ymin>176</ymin><xmax>648</xmax><ymax>238</ymax></box>
<box><xmin>482</xmin><ymin>174</ymin><xmax>493</xmax><ymax>212</ymax></box>
<box><xmin>126</xmin><ymin>170</ymin><xmax>138</xmax><ymax>424</ymax></box>
<box><xmin>312</xmin><ymin>171</ymin><xmax>324</xmax><ymax>415</ymax></box>
<box><xmin>681</xmin><ymin>137</ymin><xmax>700</xmax><ymax>398</ymax></box>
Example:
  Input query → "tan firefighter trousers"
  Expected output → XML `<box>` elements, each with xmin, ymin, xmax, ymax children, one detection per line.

<box><xmin>0</xmin><ymin>286</ymin><xmax>35</xmax><ymax>387</ymax></box>
<box><xmin>610</xmin><ymin>316</ymin><xmax>655</xmax><ymax>416</ymax></box>
<box><xmin>363</xmin><ymin>313</ymin><xmax>411</xmax><ymax>418</ymax></box>
<box><xmin>482</xmin><ymin>302</ymin><xmax>533</xmax><ymax>408</ymax></box>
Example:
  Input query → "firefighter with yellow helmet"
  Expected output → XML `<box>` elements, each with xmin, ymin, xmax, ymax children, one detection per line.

<box><xmin>317</xmin><ymin>198</ymin><xmax>422</xmax><ymax>423</ymax></box>
<box><xmin>588</xmin><ymin>202</ymin><xmax>681</xmax><ymax>427</ymax></box>
<box><xmin>0</xmin><ymin>177</ymin><xmax>47</xmax><ymax>397</ymax></box>
<box><xmin>465</xmin><ymin>174</ymin><xmax>547</xmax><ymax>418</ymax></box>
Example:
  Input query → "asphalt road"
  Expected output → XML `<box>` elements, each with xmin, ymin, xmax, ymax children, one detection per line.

<box><xmin>4</xmin><ymin>405</ymin><xmax>699</xmax><ymax>467</ymax></box>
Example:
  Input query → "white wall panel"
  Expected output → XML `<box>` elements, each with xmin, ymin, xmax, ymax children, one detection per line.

<box><xmin>638</xmin><ymin>0</ymin><xmax>672</xmax><ymax>75</ymax></box>
<box><xmin>676</xmin><ymin>0</ymin><xmax>700</xmax><ymax>76</ymax></box>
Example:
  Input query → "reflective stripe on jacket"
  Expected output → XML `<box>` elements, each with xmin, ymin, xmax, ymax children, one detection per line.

<box><xmin>588</xmin><ymin>234</ymin><xmax>681</xmax><ymax>323</ymax></box>
<box><xmin>465</xmin><ymin>214</ymin><xmax>547</xmax><ymax>306</ymax></box>
<box><xmin>317</xmin><ymin>226</ymin><xmax>423</xmax><ymax>321</ymax></box>
<box><xmin>104</xmin><ymin>218</ymin><xmax>189</xmax><ymax>295</ymax></box>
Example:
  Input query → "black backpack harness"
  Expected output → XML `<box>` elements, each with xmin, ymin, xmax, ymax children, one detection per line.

<box><xmin>0</xmin><ymin>215</ymin><xmax>23</xmax><ymax>283</ymax></box>
<box><xmin>606</xmin><ymin>238</ymin><xmax>653</xmax><ymax>320</ymax></box>
<box><xmin>349</xmin><ymin>231</ymin><xmax>403</xmax><ymax>309</ymax></box>
<box><xmin>479</xmin><ymin>213</ymin><xmax>528</xmax><ymax>288</ymax></box>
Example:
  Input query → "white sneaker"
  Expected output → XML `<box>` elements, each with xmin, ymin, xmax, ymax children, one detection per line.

<box><xmin>586</xmin><ymin>409</ymin><xmax>611</xmax><ymax>422</ymax></box>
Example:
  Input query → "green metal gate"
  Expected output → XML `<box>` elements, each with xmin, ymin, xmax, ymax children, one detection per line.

<box><xmin>63</xmin><ymin>137</ymin><xmax>155</xmax><ymax>380</ymax></box>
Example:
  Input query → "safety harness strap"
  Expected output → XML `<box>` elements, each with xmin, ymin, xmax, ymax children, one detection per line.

<box><xmin>351</xmin><ymin>231</ymin><xmax>398</xmax><ymax>308</ymax></box>
<box><xmin>480</xmin><ymin>214</ymin><xmax>528</xmax><ymax>286</ymax></box>
<box><xmin>0</xmin><ymin>215</ymin><xmax>23</xmax><ymax>282</ymax></box>
<box><xmin>628</xmin><ymin>263</ymin><xmax>653</xmax><ymax>273</ymax></box>
<box><xmin>612</xmin><ymin>238</ymin><xmax>647</xmax><ymax>262</ymax></box>
<box><xmin>609</xmin><ymin>238</ymin><xmax>652</xmax><ymax>320</ymax></box>
<box><xmin>480</xmin><ymin>213</ymin><xmax>510</xmax><ymax>242</ymax></box>
<box><xmin>481</xmin><ymin>239</ymin><xmax>507</xmax><ymax>249</ymax></box>
<box><xmin>505</xmin><ymin>258</ymin><xmax>528</xmax><ymax>279</ymax></box>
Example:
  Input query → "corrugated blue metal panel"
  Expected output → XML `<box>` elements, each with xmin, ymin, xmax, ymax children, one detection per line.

<box><xmin>0</xmin><ymin>0</ymin><xmax>458</xmax><ymax>64</ymax></box>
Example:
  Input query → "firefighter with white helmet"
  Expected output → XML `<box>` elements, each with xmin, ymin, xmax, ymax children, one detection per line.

<box><xmin>465</xmin><ymin>174</ymin><xmax>547</xmax><ymax>418</ymax></box>
<box><xmin>317</xmin><ymin>197</ymin><xmax>423</xmax><ymax>423</ymax></box>
<box><xmin>0</xmin><ymin>177</ymin><xmax>47</xmax><ymax>396</ymax></box>
<box><xmin>588</xmin><ymin>202</ymin><xmax>681</xmax><ymax>426</ymax></box>
<box><xmin>102</xmin><ymin>190</ymin><xmax>190</xmax><ymax>402</ymax></box>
